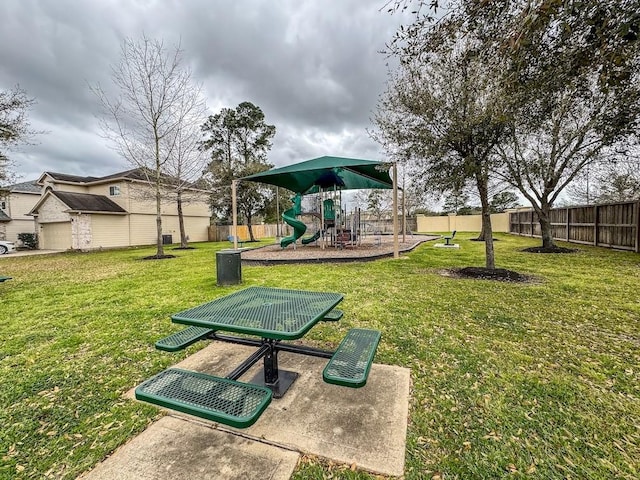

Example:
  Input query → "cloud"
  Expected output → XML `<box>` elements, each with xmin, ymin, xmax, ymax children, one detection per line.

<box><xmin>0</xmin><ymin>0</ymin><xmax>410</xmax><ymax>182</ymax></box>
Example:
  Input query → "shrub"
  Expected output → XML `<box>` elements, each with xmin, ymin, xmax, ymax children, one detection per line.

<box><xmin>18</xmin><ymin>232</ymin><xmax>38</xmax><ymax>249</ymax></box>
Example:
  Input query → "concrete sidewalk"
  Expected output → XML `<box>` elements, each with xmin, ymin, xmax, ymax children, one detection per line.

<box><xmin>80</xmin><ymin>341</ymin><xmax>411</xmax><ymax>480</ymax></box>
<box><xmin>0</xmin><ymin>249</ymin><xmax>63</xmax><ymax>258</ymax></box>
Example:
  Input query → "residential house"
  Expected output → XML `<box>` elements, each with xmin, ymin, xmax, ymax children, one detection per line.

<box><xmin>28</xmin><ymin>169</ymin><xmax>211</xmax><ymax>251</ymax></box>
<box><xmin>0</xmin><ymin>180</ymin><xmax>41</xmax><ymax>242</ymax></box>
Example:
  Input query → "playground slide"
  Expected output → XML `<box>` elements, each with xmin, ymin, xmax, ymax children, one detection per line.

<box><xmin>301</xmin><ymin>229</ymin><xmax>322</xmax><ymax>245</ymax></box>
<box><xmin>280</xmin><ymin>207</ymin><xmax>307</xmax><ymax>248</ymax></box>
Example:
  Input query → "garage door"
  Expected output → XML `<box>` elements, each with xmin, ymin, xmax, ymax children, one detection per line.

<box><xmin>41</xmin><ymin>222</ymin><xmax>72</xmax><ymax>250</ymax></box>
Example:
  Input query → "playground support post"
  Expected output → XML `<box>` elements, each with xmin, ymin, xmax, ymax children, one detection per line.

<box><xmin>276</xmin><ymin>186</ymin><xmax>280</xmax><ymax>237</ymax></box>
<box><xmin>232</xmin><ymin>180</ymin><xmax>238</xmax><ymax>250</ymax></box>
<box><xmin>402</xmin><ymin>173</ymin><xmax>406</xmax><ymax>243</ymax></box>
<box><xmin>320</xmin><ymin>187</ymin><xmax>325</xmax><ymax>250</ymax></box>
<box><xmin>393</xmin><ymin>162</ymin><xmax>399</xmax><ymax>259</ymax></box>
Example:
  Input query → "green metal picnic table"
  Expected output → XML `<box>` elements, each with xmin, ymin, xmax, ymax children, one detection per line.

<box><xmin>171</xmin><ymin>286</ymin><xmax>343</xmax><ymax>397</ymax></box>
<box><xmin>136</xmin><ymin>286</ymin><xmax>381</xmax><ymax>428</ymax></box>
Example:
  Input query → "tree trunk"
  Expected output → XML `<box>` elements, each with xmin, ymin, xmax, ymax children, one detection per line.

<box><xmin>155</xmin><ymin>160</ymin><xmax>164</xmax><ymax>257</ymax></box>
<box><xmin>246</xmin><ymin>212</ymin><xmax>255</xmax><ymax>242</ymax></box>
<box><xmin>156</xmin><ymin>188</ymin><xmax>164</xmax><ymax>256</ymax></box>
<box><xmin>177</xmin><ymin>191</ymin><xmax>188</xmax><ymax>248</ymax></box>
<box><xmin>538</xmin><ymin>205</ymin><xmax>556</xmax><ymax>249</ymax></box>
<box><xmin>476</xmin><ymin>173</ymin><xmax>495</xmax><ymax>269</ymax></box>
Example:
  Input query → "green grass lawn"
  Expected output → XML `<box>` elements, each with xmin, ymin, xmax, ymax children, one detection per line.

<box><xmin>1</xmin><ymin>234</ymin><xmax>638</xmax><ymax>479</ymax></box>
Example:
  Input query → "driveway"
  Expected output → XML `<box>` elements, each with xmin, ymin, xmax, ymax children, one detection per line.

<box><xmin>0</xmin><ymin>249</ymin><xmax>63</xmax><ymax>258</ymax></box>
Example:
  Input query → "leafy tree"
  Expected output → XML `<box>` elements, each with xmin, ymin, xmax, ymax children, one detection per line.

<box><xmin>201</xmin><ymin>102</ymin><xmax>276</xmax><ymax>241</ymax></box>
<box><xmin>387</xmin><ymin>0</ymin><xmax>640</xmax><ymax>249</ymax></box>
<box><xmin>494</xmin><ymin>76</ymin><xmax>632</xmax><ymax>247</ymax></box>
<box><xmin>441</xmin><ymin>182</ymin><xmax>471</xmax><ymax>215</ymax></box>
<box><xmin>0</xmin><ymin>86</ymin><xmax>39</xmax><ymax>185</ymax></box>
<box><xmin>94</xmin><ymin>35</ymin><xmax>203</xmax><ymax>258</ymax></box>
<box><xmin>374</xmin><ymin>38</ymin><xmax>508</xmax><ymax>268</ymax></box>
<box><xmin>262</xmin><ymin>186</ymin><xmax>293</xmax><ymax>226</ymax></box>
<box><xmin>490</xmin><ymin>191</ymin><xmax>519</xmax><ymax>213</ymax></box>
<box><xmin>569</xmin><ymin>158</ymin><xmax>640</xmax><ymax>204</ymax></box>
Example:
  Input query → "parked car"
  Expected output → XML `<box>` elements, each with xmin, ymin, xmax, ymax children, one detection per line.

<box><xmin>0</xmin><ymin>240</ymin><xmax>16</xmax><ymax>254</ymax></box>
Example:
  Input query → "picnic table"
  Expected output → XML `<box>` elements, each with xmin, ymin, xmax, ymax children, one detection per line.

<box><xmin>136</xmin><ymin>286</ymin><xmax>381</xmax><ymax>428</ymax></box>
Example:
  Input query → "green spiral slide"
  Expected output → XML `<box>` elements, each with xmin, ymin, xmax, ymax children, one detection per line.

<box><xmin>280</xmin><ymin>193</ymin><xmax>307</xmax><ymax>248</ymax></box>
<box><xmin>301</xmin><ymin>229</ymin><xmax>322</xmax><ymax>245</ymax></box>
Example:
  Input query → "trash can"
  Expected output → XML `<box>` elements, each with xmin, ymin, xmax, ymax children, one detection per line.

<box><xmin>162</xmin><ymin>234</ymin><xmax>173</xmax><ymax>245</ymax></box>
<box><xmin>216</xmin><ymin>250</ymin><xmax>242</xmax><ymax>286</ymax></box>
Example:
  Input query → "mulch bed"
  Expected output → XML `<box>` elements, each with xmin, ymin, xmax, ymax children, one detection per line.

<box><xmin>522</xmin><ymin>246</ymin><xmax>578</xmax><ymax>254</ymax></box>
<box><xmin>445</xmin><ymin>267</ymin><xmax>533</xmax><ymax>283</ymax></box>
<box><xmin>142</xmin><ymin>254</ymin><xmax>176</xmax><ymax>260</ymax></box>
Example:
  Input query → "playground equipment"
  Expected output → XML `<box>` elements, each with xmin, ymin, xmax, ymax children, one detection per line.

<box><xmin>280</xmin><ymin>193</ymin><xmax>306</xmax><ymax>248</ymax></box>
<box><xmin>242</xmin><ymin>156</ymin><xmax>399</xmax><ymax>257</ymax></box>
<box><xmin>280</xmin><ymin>193</ymin><xmax>339</xmax><ymax>248</ymax></box>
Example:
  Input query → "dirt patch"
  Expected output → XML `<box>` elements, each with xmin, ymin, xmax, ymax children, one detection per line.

<box><xmin>522</xmin><ymin>246</ymin><xmax>578</xmax><ymax>254</ymax></box>
<box><xmin>443</xmin><ymin>267</ymin><xmax>533</xmax><ymax>283</ymax></box>
<box><xmin>142</xmin><ymin>254</ymin><xmax>176</xmax><ymax>260</ymax></box>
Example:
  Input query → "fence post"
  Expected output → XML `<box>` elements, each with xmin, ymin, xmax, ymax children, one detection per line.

<box><xmin>636</xmin><ymin>201</ymin><xmax>640</xmax><ymax>253</ymax></box>
<box><xmin>594</xmin><ymin>204</ymin><xmax>599</xmax><ymax>247</ymax></box>
<box><xmin>566</xmin><ymin>207</ymin><xmax>570</xmax><ymax>242</ymax></box>
<box><xmin>530</xmin><ymin>211</ymin><xmax>534</xmax><ymax>237</ymax></box>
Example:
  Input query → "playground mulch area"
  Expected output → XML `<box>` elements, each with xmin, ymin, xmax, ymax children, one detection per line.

<box><xmin>241</xmin><ymin>234</ymin><xmax>439</xmax><ymax>264</ymax></box>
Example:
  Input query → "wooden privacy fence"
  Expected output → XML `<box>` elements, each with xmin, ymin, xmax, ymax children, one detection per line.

<box><xmin>208</xmin><ymin>218</ymin><xmax>419</xmax><ymax>242</ymax></box>
<box><xmin>509</xmin><ymin>201</ymin><xmax>640</xmax><ymax>252</ymax></box>
<box><xmin>208</xmin><ymin>224</ymin><xmax>280</xmax><ymax>242</ymax></box>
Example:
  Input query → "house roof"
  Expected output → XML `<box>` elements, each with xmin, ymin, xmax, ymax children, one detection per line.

<box><xmin>98</xmin><ymin>168</ymin><xmax>152</xmax><ymax>182</ymax></box>
<box><xmin>2</xmin><ymin>180</ymin><xmax>41</xmax><ymax>194</ymax></box>
<box><xmin>37</xmin><ymin>168</ymin><xmax>205</xmax><ymax>191</ymax></box>
<box><xmin>52</xmin><ymin>191</ymin><xmax>127</xmax><ymax>213</ymax></box>
<box><xmin>29</xmin><ymin>189</ymin><xmax>128</xmax><ymax>216</ymax></box>
<box><xmin>0</xmin><ymin>210</ymin><xmax>10</xmax><ymax>222</ymax></box>
<box><xmin>41</xmin><ymin>172</ymin><xmax>101</xmax><ymax>183</ymax></box>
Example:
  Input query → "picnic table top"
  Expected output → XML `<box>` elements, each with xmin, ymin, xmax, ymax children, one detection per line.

<box><xmin>171</xmin><ymin>286</ymin><xmax>343</xmax><ymax>340</ymax></box>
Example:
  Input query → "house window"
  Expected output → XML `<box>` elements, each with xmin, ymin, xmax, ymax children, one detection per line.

<box><xmin>0</xmin><ymin>201</ymin><xmax>5</xmax><ymax>210</ymax></box>
<box><xmin>109</xmin><ymin>185</ymin><xmax>121</xmax><ymax>196</ymax></box>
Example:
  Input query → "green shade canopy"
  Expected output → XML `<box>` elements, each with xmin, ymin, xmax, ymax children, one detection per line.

<box><xmin>241</xmin><ymin>156</ymin><xmax>393</xmax><ymax>194</ymax></box>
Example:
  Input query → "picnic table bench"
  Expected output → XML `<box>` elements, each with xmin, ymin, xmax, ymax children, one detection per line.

<box><xmin>136</xmin><ymin>287</ymin><xmax>380</xmax><ymax>428</ymax></box>
<box><xmin>135</xmin><ymin>368</ymin><xmax>272</xmax><ymax>428</ymax></box>
<box><xmin>323</xmin><ymin>329</ymin><xmax>381</xmax><ymax>388</ymax></box>
<box><xmin>0</xmin><ymin>276</ymin><xmax>12</xmax><ymax>283</ymax></box>
<box><xmin>444</xmin><ymin>230</ymin><xmax>456</xmax><ymax>245</ymax></box>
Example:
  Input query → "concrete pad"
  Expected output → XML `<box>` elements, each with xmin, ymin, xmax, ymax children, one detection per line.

<box><xmin>174</xmin><ymin>341</ymin><xmax>411</xmax><ymax>477</ymax></box>
<box><xmin>434</xmin><ymin>243</ymin><xmax>460</xmax><ymax>248</ymax></box>
<box><xmin>79</xmin><ymin>415</ymin><xmax>299</xmax><ymax>480</ymax></box>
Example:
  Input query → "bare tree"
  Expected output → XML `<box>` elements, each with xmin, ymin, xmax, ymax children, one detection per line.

<box><xmin>161</xmin><ymin>83</ymin><xmax>209</xmax><ymax>248</ymax></box>
<box><xmin>0</xmin><ymin>86</ymin><xmax>39</xmax><ymax>185</ymax></box>
<box><xmin>93</xmin><ymin>35</ymin><xmax>199</xmax><ymax>258</ymax></box>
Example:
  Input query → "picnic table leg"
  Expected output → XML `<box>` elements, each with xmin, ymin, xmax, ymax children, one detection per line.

<box><xmin>263</xmin><ymin>341</ymin><xmax>279</xmax><ymax>385</ymax></box>
<box><xmin>251</xmin><ymin>339</ymin><xmax>298</xmax><ymax>398</ymax></box>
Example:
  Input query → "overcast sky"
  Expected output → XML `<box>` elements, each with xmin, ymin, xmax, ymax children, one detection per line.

<box><xmin>1</xmin><ymin>0</ymin><xmax>412</xmax><ymax>183</ymax></box>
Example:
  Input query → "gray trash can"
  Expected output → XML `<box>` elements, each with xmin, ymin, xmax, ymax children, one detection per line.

<box><xmin>216</xmin><ymin>250</ymin><xmax>242</xmax><ymax>286</ymax></box>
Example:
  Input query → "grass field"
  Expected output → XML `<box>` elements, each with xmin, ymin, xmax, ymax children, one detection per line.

<box><xmin>1</xmin><ymin>233</ymin><xmax>638</xmax><ymax>479</ymax></box>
